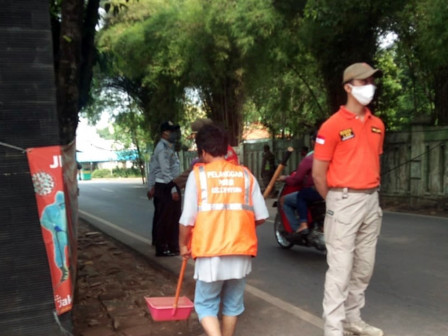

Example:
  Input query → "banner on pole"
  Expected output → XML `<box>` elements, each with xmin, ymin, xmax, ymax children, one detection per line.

<box><xmin>26</xmin><ymin>146</ymin><xmax>73</xmax><ymax>315</ymax></box>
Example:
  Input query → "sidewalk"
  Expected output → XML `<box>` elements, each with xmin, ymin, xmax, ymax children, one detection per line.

<box><xmin>129</xmin><ymin>196</ymin><xmax>324</xmax><ymax>336</ymax></box>
<box><xmin>152</xmin><ymin>242</ymin><xmax>324</xmax><ymax>336</ymax></box>
<box><xmin>74</xmin><ymin>197</ymin><xmax>324</xmax><ymax>336</ymax></box>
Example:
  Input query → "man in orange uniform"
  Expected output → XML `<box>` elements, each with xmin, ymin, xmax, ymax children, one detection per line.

<box><xmin>313</xmin><ymin>63</ymin><xmax>385</xmax><ymax>336</ymax></box>
<box><xmin>179</xmin><ymin>124</ymin><xmax>268</xmax><ymax>336</ymax></box>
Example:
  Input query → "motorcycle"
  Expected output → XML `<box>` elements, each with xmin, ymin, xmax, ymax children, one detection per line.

<box><xmin>262</xmin><ymin>147</ymin><xmax>326</xmax><ymax>252</ymax></box>
<box><xmin>272</xmin><ymin>176</ymin><xmax>326</xmax><ymax>252</ymax></box>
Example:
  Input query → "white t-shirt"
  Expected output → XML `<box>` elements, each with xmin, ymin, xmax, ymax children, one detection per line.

<box><xmin>179</xmin><ymin>170</ymin><xmax>269</xmax><ymax>282</ymax></box>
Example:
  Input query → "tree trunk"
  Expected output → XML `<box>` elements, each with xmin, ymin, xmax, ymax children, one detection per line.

<box><xmin>79</xmin><ymin>0</ymin><xmax>101</xmax><ymax>110</ymax></box>
<box><xmin>56</xmin><ymin>0</ymin><xmax>83</xmax><ymax>144</ymax></box>
<box><xmin>325</xmin><ymin>73</ymin><xmax>346</xmax><ymax>115</ymax></box>
<box><xmin>204</xmin><ymin>78</ymin><xmax>244</xmax><ymax>146</ymax></box>
<box><xmin>55</xmin><ymin>0</ymin><xmax>100</xmax><ymax>144</ymax></box>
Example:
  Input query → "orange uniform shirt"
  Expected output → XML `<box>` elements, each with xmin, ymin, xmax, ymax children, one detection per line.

<box><xmin>314</xmin><ymin>106</ymin><xmax>385</xmax><ymax>189</ymax></box>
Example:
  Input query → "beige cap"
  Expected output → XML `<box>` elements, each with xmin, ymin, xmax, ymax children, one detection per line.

<box><xmin>191</xmin><ymin>118</ymin><xmax>213</xmax><ymax>132</ymax></box>
<box><xmin>343</xmin><ymin>62</ymin><xmax>381</xmax><ymax>84</ymax></box>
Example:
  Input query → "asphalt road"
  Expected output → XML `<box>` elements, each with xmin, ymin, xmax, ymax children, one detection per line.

<box><xmin>78</xmin><ymin>178</ymin><xmax>448</xmax><ymax>336</ymax></box>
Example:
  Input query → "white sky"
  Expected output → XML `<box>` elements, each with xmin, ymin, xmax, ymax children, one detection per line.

<box><xmin>379</xmin><ymin>31</ymin><xmax>397</xmax><ymax>49</ymax></box>
<box><xmin>76</xmin><ymin>115</ymin><xmax>114</xmax><ymax>152</ymax></box>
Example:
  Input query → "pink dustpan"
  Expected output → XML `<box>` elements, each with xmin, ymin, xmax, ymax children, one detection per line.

<box><xmin>145</xmin><ymin>259</ymin><xmax>194</xmax><ymax>321</ymax></box>
<box><xmin>145</xmin><ymin>296</ymin><xmax>194</xmax><ymax>321</ymax></box>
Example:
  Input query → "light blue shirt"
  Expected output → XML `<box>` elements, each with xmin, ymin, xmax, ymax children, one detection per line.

<box><xmin>147</xmin><ymin>138</ymin><xmax>180</xmax><ymax>193</ymax></box>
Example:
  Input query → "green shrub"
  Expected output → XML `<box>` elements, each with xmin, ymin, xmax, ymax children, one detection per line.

<box><xmin>112</xmin><ymin>167</ymin><xmax>141</xmax><ymax>178</ymax></box>
<box><xmin>91</xmin><ymin>169</ymin><xmax>113</xmax><ymax>178</ymax></box>
<box><xmin>89</xmin><ymin>167</ymin><xmax>141</xmax><ymax>178</ymax></box>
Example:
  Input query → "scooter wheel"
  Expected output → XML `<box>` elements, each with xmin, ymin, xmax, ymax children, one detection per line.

<box><xmin>274</xmin><ymin>214</ymin><xmax>294</xmax><ymax>249</ymax></box>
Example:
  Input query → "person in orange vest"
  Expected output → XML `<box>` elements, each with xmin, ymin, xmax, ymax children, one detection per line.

<box><xmin>190</xmin><ymin>118</ymin><xmax>239</xmax><ymax>165</ymax></box>
<box><xmin>179</xmin><ymin>123</ymin><xmax>269</xmax><ymax>336</ymax></box>
<box><xmin>174</xmin><ymin>118</ymin><xmax>239</xmax><ymax>190</ymax></box>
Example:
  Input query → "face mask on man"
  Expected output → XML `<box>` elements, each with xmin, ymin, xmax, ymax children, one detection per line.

<box><xmin>167</xmin><ymin>132</ymin><xmax>179</xmax><ymax>143</ymax></box>
<box><xmin>349</xmin><ymin>84</ymin><xmax>376</xmax><ymax>106</ymax></box>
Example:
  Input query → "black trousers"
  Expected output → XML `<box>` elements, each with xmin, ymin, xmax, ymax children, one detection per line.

<box><xmin>261</xmin><ymin>170</ymin><xmax>275</xmax><ymax>193</ymax></box>
<box><xmin>152</xmin><ymin>182</ymin><xmax>181</xmax><ymax>254</ymax></box>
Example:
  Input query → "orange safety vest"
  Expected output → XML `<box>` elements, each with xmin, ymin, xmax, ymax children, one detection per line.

<box><xmin>192</xmin><ymin>160</ymin><xmax>257</xmax><ymax>259</ymax></box>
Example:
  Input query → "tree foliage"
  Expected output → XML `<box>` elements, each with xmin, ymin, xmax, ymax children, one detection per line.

<box><xmin>393</xmin><ymin>0</ymin><xmax>448</xmax><ymax>125</ymax></box>
<box><xmin>299</xmin><ymin>0</ymin><xmax>409</xmax><ymax>114</ymax></box>
<box><xmin>84</xmin><ymin>0</ymin><xmax>448</xmax><ymax>151</ymax></box>
<box><xmin>96</xmin><ymin>0</ymin><xmax>186</xmax><ymax>141</ymax></box>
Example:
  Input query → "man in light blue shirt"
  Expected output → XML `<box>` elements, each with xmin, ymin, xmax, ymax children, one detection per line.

<box><xmin>147</xmin><ymin>121</ymin><xmax>181</xmax><ymax>256</ymax></box>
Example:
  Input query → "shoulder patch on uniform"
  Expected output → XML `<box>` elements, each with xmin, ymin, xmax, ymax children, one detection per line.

<box><xmin>371</xmin><ymin>127</ymin><xmax>382</xmax><ymax>134</ymax></box>
<box><xmin>339</xmin><ymin>128</ymin><xmax>355</xmax><ymax>141</ymax></box>
<box><xmin>316</xmin><ymin>135</ymin><xmax>325</xmax><ymax>145</ymax></box>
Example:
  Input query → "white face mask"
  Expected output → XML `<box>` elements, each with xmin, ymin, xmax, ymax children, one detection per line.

<box><xmin>349</xmin><ymin>84</ymin><xmax>376</xmax><ymax>106</ymax></box>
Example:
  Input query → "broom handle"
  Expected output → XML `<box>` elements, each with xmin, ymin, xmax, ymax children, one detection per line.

<box><xmin>263</xmin><ymin>147</ymin><xmax>294</xmax><ymax>199</ymax></box>
<box><xmin>173</xmin><ymin>258</ymin><xmax>188</xmax><ymax>309</ymax></box>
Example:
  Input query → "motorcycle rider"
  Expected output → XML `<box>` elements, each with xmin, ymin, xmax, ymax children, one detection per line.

<box><xmin>295</xmin><ymin>133</ymin><xmax>323</xmax><ymax>235</ymax></box>
<box><xmin>278</xmin><ymin>133</ymin><xmax>322</xmax><ymax>237</ymax></box>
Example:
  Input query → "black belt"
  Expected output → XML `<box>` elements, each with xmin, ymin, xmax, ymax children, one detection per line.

<box><xmin>330</xmin><ymin>187</ymin><xmax>378</xmax><ymax>194</ymax></box>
